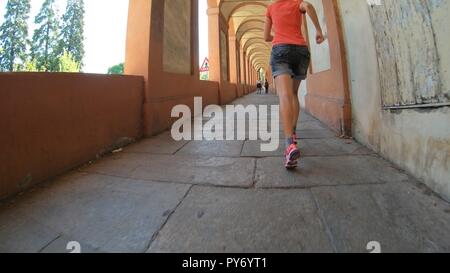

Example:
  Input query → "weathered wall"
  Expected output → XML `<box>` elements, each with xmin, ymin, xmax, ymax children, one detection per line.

<box><xmin>304</xmin><ymin>0</ymin><xmax>352</xmax><ymax>135</ymax></box>
<box><xmin>0</xmin><ymin>73</ymin><xmax>144</xmax><ymax>200</ymax></box>
<box><xmin>338</xmin><ymin>0</ymin><xmax>450</xmax><ymax>201</ymax></box>
<box><xmin>163</xmin><ymin>0</ymin><xmax>192</xmax><ymax>74</ymax></box>
<box><xmin>369</xmin><ymin>0</ymin><xmax>449</xmax><ymax>107</ymax></box>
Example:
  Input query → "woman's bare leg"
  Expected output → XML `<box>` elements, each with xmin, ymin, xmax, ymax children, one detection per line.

<box><xmin>275</xmin><ymin>74</ymin><xmax>295</xmax><ymax>138</ymax></box>
<box><xmin>292</xmin><ymin>80</ymin><xmax>302</xmax><ymax>132</ymax></box>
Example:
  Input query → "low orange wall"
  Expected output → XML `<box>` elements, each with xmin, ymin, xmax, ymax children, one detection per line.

<box><xmin>0</xmin><ymin>73</ymin><xmax>144</xmax><ymax>199</ymax></box>
<box><xmin>236</xmin><ymin>84</ymin><xmax>245</xmax><ymax>98</ymax></box>
<box><xmin>219</xmin><ymin>82</ymin><xmax>238</xmax><ymax>105</ymax></box>
<box><xmin>244</xmin><ymin>85</ymin><xmax>255</xmax><ymax>94</ymax></box>
<box><xmin>142</xmin><ymin>74</ymin><xmax>220</xmax><ymax>136</ymax></box>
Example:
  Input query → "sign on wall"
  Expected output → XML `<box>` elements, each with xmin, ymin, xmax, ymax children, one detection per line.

<box><xmin>200</xmin><ymin>57</ymin><xmax>209</xmax><ymax>80</ymax></box>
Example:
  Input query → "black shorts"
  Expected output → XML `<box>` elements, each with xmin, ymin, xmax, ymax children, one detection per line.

<box><xmin>270</xmin><ymin>44</ymin><xmax>311</xmax><ymax>80</ymax></box>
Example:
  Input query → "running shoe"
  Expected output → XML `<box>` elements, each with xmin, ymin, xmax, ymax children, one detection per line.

<box><xmin>285</xmin><ymin>144</ymin><xmax>301</xmax><ymax>169</ymax></box>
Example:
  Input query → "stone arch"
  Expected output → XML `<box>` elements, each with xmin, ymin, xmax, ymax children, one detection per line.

<box><xmin>237</xmin><ymin>27</ymin><xmax>264</xmax><ymax>43</ymax></box>
<box><xmin>220</xmin><ymin>1</ymin><xmax>269</xmax><ymax>21</ymax></box>
<box><xmin>243</xmin><ymin>37</ymin><xmax>268</xmax><ymax>52</ymax></box>
<box><xmin>234</xmin><ymin>19</ymin><xmax>265</xmax><ymax>41</ymax></box>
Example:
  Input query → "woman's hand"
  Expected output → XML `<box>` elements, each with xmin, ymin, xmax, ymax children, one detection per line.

<box><xmin>301</xmin><ymin>2</ymin><xmax>326</xmax><ymax>45</ymax></box>
<box><xmin>316</xmin><ymin>30</ymin><xmax>325</xmax><ymax>44</ymax></box>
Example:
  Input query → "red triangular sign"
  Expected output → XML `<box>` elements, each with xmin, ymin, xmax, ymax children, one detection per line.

<box><xmin>200</xmin><ymin>57</ymin><xmax>209</xmax><ymax>72</ymax></box>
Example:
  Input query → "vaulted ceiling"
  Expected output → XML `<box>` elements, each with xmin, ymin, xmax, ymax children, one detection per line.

<box><xmin>214</xmin><ymin>0</ymin><xmax>273</xmax><ymax>72</ymax></box>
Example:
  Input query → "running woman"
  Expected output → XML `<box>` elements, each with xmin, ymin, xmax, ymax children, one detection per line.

<box><xmin>265</xmin><ymin>0</ymin><xmax>325</xmax><ymax>169</ymax></box>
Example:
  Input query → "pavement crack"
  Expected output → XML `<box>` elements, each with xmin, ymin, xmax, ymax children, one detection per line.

<box><xmin>172</xmin><ymin>140</ymin><xmax>192</xmax><ymax>155</ymax></box>
<box><xmin>257</xmin><ymin>181</ymin><xmax>389</xmax><ymax>190</ymax></box>
<box><xmin>239</xmin><ymin>140</ymin><xmax>246</xmax><ymax>157</ymax></box>
<box><xmin>310</xmin><ymin>189</ymin><xmax>338</xmax><ymax>253</ymax></box>
<box><xmin>144</xmin><ymin>184</ymin><xmax>194</xmax><ymax>253</ymax></box>
<box><xmin>79</xmin><ymin>170</ymin><xmax>391</xmax><ymax>192</ymax></box>
<box><xmin>38</xmin><ymin>234</ymin><xmax>62</xmax><ymax>253</ymax></box>
<box><xmin>250</xmin><ymin>159</ymin><xmax>258</xmax><ymax>188</ymax></box>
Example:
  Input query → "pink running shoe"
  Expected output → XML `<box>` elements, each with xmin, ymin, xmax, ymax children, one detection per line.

<box><xmin>285</xmin><ymin>144</ymin><xmax>301</xmax><ymax>169</ymax></box>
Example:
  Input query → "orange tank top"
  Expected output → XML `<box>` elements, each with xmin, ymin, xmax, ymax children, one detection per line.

<box><xmin>266</xmin><ymin>0</ymin><xmax>307</xmax><ymax>46</ymax></box>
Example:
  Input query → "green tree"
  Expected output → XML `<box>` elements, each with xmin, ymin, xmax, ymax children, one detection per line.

<box><xmin>0</xmin><ymin>0</ymin><xmax>31</xmax><ymax>72</ymax></box>
<box><xmin>30</xmin><ymin>0</ymin><xmax>60</xmax><ymax>72</ymax></box>
<box><xmin>107</xmin><ymin>63</ymin><xmax>124</xmax><ymax>75</ymax></box>
<box><xmin>58</xmin><ymin>50</ymin><xmax>80</xmax><ymax>72</ymax></box>
<box><xmin>59</xmin><ymin>0</ymin><xmax>85</xmax><ymax>68</ymax></box>
<box><xmin>23</xmin><ymin>58</ymin><xmax>37</xmax><ymax>71</ymax></box>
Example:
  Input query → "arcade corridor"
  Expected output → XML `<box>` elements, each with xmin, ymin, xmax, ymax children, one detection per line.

<box><xmin>1</xmin><ymin>93</ymin><xmax>449</xmax><ymax>253</ymax></box>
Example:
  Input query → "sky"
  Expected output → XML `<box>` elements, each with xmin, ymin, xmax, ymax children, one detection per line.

<box><xmin>199</xmin><ymin>0</ymin><xmax>209</xmax><ymax>66</ymax></box>
<box><xmin>0</xmin><ymin>0</ymin><xmax>210</xmax><ymax>74</ymax></box>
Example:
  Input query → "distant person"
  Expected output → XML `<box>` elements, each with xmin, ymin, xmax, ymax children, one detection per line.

<box><xmin>256</xmin><ymin>80</ymin><xmax>263</xmax><ymax>94</ymax></box>
<box><xmin>265</xmin><ymin>0</ymin><xmax>325</xmax><ymax>169</ymax></box>
<box><xmin>264</xmin><ymin>80</ymin><xmax>270</xmax><ymax>94</ymax></box>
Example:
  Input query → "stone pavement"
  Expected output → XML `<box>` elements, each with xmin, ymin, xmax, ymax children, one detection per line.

<box><xmin>1</xmin><ymin>93</ymin><xmax>450</xmax><ymax>253</ymax></box>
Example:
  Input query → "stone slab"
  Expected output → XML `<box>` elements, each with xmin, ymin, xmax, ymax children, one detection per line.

<box><xmin>296</xmin><ymin>129</ymin><xmax>337</xmax><ymax>139</ymax></box>
<box><xmin>82</xmin><ymin>153</ymin><xmax>256</xmax><ymax>187</ymax></box>
<box><xmin>176</xmin><ymin>140</ymin><xmax>244</xmax><ymax>157</ymax></box>
<box><xmin>125</xmin><ymin>131</ymin><xmax>189</xmax><ymax>155</ymax></box>
<box><xmin>241</xmin><ymin>138</ymin><xmax>374</xmax><ymax>158</ymax></box>
<box><xmin>148</xmin><ymin>186</ymin><xmax>333</xmax><ymax>253</ymax></box>
<box><xmin>0</xmin><ymin>208</ymin><xmax>59</xmax><ymax>253</ymax></box>
<box><xmin>1</xmin><ymin>173</ymin><xmax>190</xmax><ymax>253</ymax></box>
<box><xmin>255</xmin><ymin>155</ymin><xmax>409</xmax><ymax>188</ymax></box>
<box><xmin>311</xmin><ymin>182</ymin><xmax>450</xmax><ymax>252</ymax></box>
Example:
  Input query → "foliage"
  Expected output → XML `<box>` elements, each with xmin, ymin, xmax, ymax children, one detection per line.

<box><xmin>107</xmin><ymin>63</ymin><xmax>124</xmax><ymax>75</ymax></box>
<box><xmin>58</xmin><ymin>0</ymin><xmax>85</xmax><ymax>68</ymax></box>
<box><xmin>30</xmin><ymin>0</ymin><xmax>60</xmax><ymax>72</ymax></box>
<box><xmin>0</xmin><ymin>0</ymin><xmax>31</xmax><ymax>71</ymax></box>
<box><xmin>58</xmin><ymin>50</ymin><xmax>80</xmax><ymax>72</ymax></box>
<box><xmin>23</xmin><ymin>58</ymin><xmax>38</xmax><ymax>71</ymax></box>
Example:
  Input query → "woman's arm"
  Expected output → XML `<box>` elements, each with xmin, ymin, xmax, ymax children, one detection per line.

<box><xmin>300</xmin><ymin>1</ymin><xmax>325</xmax><ymax>44</ymax></box>
<box><xmin>301</xmin><ymin>16</ymin><xmax>311</xmax><ymax>49</ymax></box>
<box><xmin>264</xmin><ymin>17</ymin><xmax>273</xmax><ymax>42</ymax></box>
